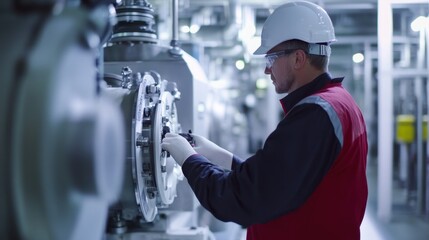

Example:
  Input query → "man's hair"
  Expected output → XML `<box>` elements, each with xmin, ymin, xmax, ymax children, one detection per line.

<box><xmin>280</xmin><ymin>39</ymin><xmax>329</xmax><ymax>71</ymax></box>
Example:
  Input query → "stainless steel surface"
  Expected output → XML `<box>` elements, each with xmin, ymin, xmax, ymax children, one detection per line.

<box><xmin>111</xmin><ymin>0</ymin><xmax>158</xmax><ymax>43</ymax></box>
<box><xmin>1</xmin><ymin>2</ymin><xmax>125</xmax><ymax>240</ymax></box>
<box><xmin>170</xmin><ymin>0</ymin><xmax>182</xmax><ymax>55</ymax></box>
<box><xmin>104</xmin><ymin>43</ymin><xmax>211</xmax><ymax>141</ymax></box>
<box><xmin>103</xmin><ymin>1</ymin><xmax>213</xmax><ymax>237</ymax></box>
<box><xmin>103</xmin><ymin>42</ymin><xmax>212</xmax><ymax>233</ymax></box>
<box><xmin>104</xmin><ymin>68</ymin><xmax>183</xmax><ymax>227</ymax></box>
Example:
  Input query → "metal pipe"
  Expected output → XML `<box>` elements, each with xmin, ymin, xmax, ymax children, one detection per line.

<box><xmin>363</xmin><ymin>41</ymin><xmax>373</xmax><ymax>165</ymax></box>
<box><xmin>426</xmin><ymin>21</ymin><xmax>429</xmax><ymax>217</ymax></box>
<box><xmin>416</xmin><ymin>14</ymin><xmax>426</xmax><ymax>215</ymax></box>
<box><xmin>377</xmin><ymin>0</ymin><xmax>394</xmax><ymax>223</ymax></box>
<box><xmin>171</xmin><ymin>0</ymin><xmax>178</xmax><ymax>44</ymax></box>
<box><xmin>169</xmin><ymin>0</ymin><xmax>182</xmax><ymax>55</ymax></box>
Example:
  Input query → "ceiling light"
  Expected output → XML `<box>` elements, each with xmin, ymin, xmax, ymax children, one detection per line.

<box><xmin>353</xmin><ymin>53</ymin><xmax>365</xmax><ymax>63</ymax></box>
<box><xmin>235</xmin><ymin>60</ymin><xmax>245</xmax><ymax>70</ymax></box>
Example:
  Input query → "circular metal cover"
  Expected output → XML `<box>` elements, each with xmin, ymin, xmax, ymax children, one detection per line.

<box><xmin>152</xmin><ymin>80</ymin><xmax>183</xmax><ymax>205</ymax></box>
<box><xmin>132</xmin><ymin>73</ymin><xmax>158</xmax><ymax>222</ymax></box>
<box><xmin>104</xmin><ymin>70</ymin><xmax>183</xmax><ymax>224</ymax></box>
<box><xmin>12</xmin><ymin>14</ymin><xmax>125</xmax><ymax>240</ymax></box>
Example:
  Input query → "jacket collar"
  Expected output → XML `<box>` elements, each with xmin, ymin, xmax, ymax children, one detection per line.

<box><xmin>280</xmin><ymin>73</ymin><xmax>343</xmax><ymax>114</ymax></box>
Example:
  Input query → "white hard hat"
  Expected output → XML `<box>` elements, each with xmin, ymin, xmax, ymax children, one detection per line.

<box><xmin>253</xmin><ymin>1</ymin><xmax>336</xmax><ymax>55</ymax></box>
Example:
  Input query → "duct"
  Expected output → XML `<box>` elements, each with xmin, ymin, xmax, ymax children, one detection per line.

<box><xmin>205</xmin><ymin>44</ymin><xmax>243</xmax><ymax>58</ymax></box>
<box><xmin>202</xmin><ymin>5</ymin><xmax>252</xmax><ymax>80</ymax></box>
<box><xmin>190</xmin><ymin>0</ymin><xmax>244</xmax><ymax>46</ymax></box>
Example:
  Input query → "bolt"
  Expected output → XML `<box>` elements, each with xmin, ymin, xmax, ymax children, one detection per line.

<box><xmin>144</xmin><ymin>107</ymin><xmax>150</xmax><ymax>117</ymax></box>
<box><xmin>136</xmin><ymin>135</ymin><xmax>149</xmax><ymax>147</ymax></box>
<box><xmin>162</xmin><ymin>117</ymin><xmax>169</xmax><ymax>124</ymax></box>
<box><xmin>146</xmin><ymin>85</ymin><xmax>157</xmax><ymax>94</ymax></box>
<box><xmin>147</xmin><ymin>187</ymin><xmax>157</xmax><ymax>199</ymax></box>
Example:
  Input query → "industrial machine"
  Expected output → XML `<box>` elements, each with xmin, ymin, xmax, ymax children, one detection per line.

<box><xmin>102</xmin><ymin>0</ymin><xmax>216</xmax><ymax>239</ymax></box>
<box><xmin>102</xmin><ymin>66</ymin><xmax>186</xmax><ymax>233</ymax></box>
<box><xmin>0</xmin><ymin>0</ymin><xmax>126</xmax><ymax>239</ymax></box>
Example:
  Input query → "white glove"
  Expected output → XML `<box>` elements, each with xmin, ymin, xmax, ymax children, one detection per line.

<box><xmin>161</xmin><ymin>133</ymin><xmax>196</xmax><ymax>166</ymax></box>
<box><xmin>192</xmin><ymin>134</ymin><xmax>233</xmax><ymax>170</ymax></box>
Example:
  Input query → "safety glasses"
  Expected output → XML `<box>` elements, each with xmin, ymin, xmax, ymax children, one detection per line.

<box><xmin>265</xmin><ymin>49</ymin><xmax>299</xmax><ymax>68</ymax></box>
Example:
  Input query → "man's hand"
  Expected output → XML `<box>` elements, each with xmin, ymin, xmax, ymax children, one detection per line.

<box><xmin>161</xmin><ymin>133</ymin><xmax>196</xmax><ymax>166</ymax></box>
<box><xmin>192</xmin><ymin>134</ymin><xmax>233</xmax><ymax>170</ymax></box>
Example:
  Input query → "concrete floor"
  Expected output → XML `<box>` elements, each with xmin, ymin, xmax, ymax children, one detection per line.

<box><xmin>363</xmin><ymin>159</ymin><xmax>429</xmax><ymax>240</ymax></box>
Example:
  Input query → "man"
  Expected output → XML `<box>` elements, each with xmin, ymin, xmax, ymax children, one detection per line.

<box><xmin>162</xmin><ymin>1</ymin><xmax>368</xmax><ymax>239</ymax></box>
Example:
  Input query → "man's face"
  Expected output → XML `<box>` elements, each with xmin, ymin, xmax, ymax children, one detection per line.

<box><xmin>264</xmin><ymin>48</ymin><xmax>298</xmax><ymax>94</ymax></box>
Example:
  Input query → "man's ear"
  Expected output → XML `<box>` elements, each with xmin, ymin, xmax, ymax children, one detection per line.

<box><xmin>293</xmin><ymin>49</ymin><xmax>308</xmax><ymax>70</ymax></box>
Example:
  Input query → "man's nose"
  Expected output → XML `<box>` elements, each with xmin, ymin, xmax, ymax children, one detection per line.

<box><xmin>264</xmin><ymin>66</ymin><xmax>271</xmax><ymax>74</ymax></box>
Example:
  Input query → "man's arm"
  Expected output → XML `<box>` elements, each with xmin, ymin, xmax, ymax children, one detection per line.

<box><xmin>182</xmin><ymin>104</ymin><xmax>342</xmax><ymax>226</ymax></box>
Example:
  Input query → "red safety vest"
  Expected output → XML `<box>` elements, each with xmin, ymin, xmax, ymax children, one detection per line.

<box><xmin>246</xmin><ymin>83</ymin><xmax>368</xmax><ymax>240</ymax></box>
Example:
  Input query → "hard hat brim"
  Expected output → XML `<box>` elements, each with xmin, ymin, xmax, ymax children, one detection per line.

<box><xmin>253</xmin><ymin>45</ymin><xmax>268</xmax><ymax>55</ymax></box>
